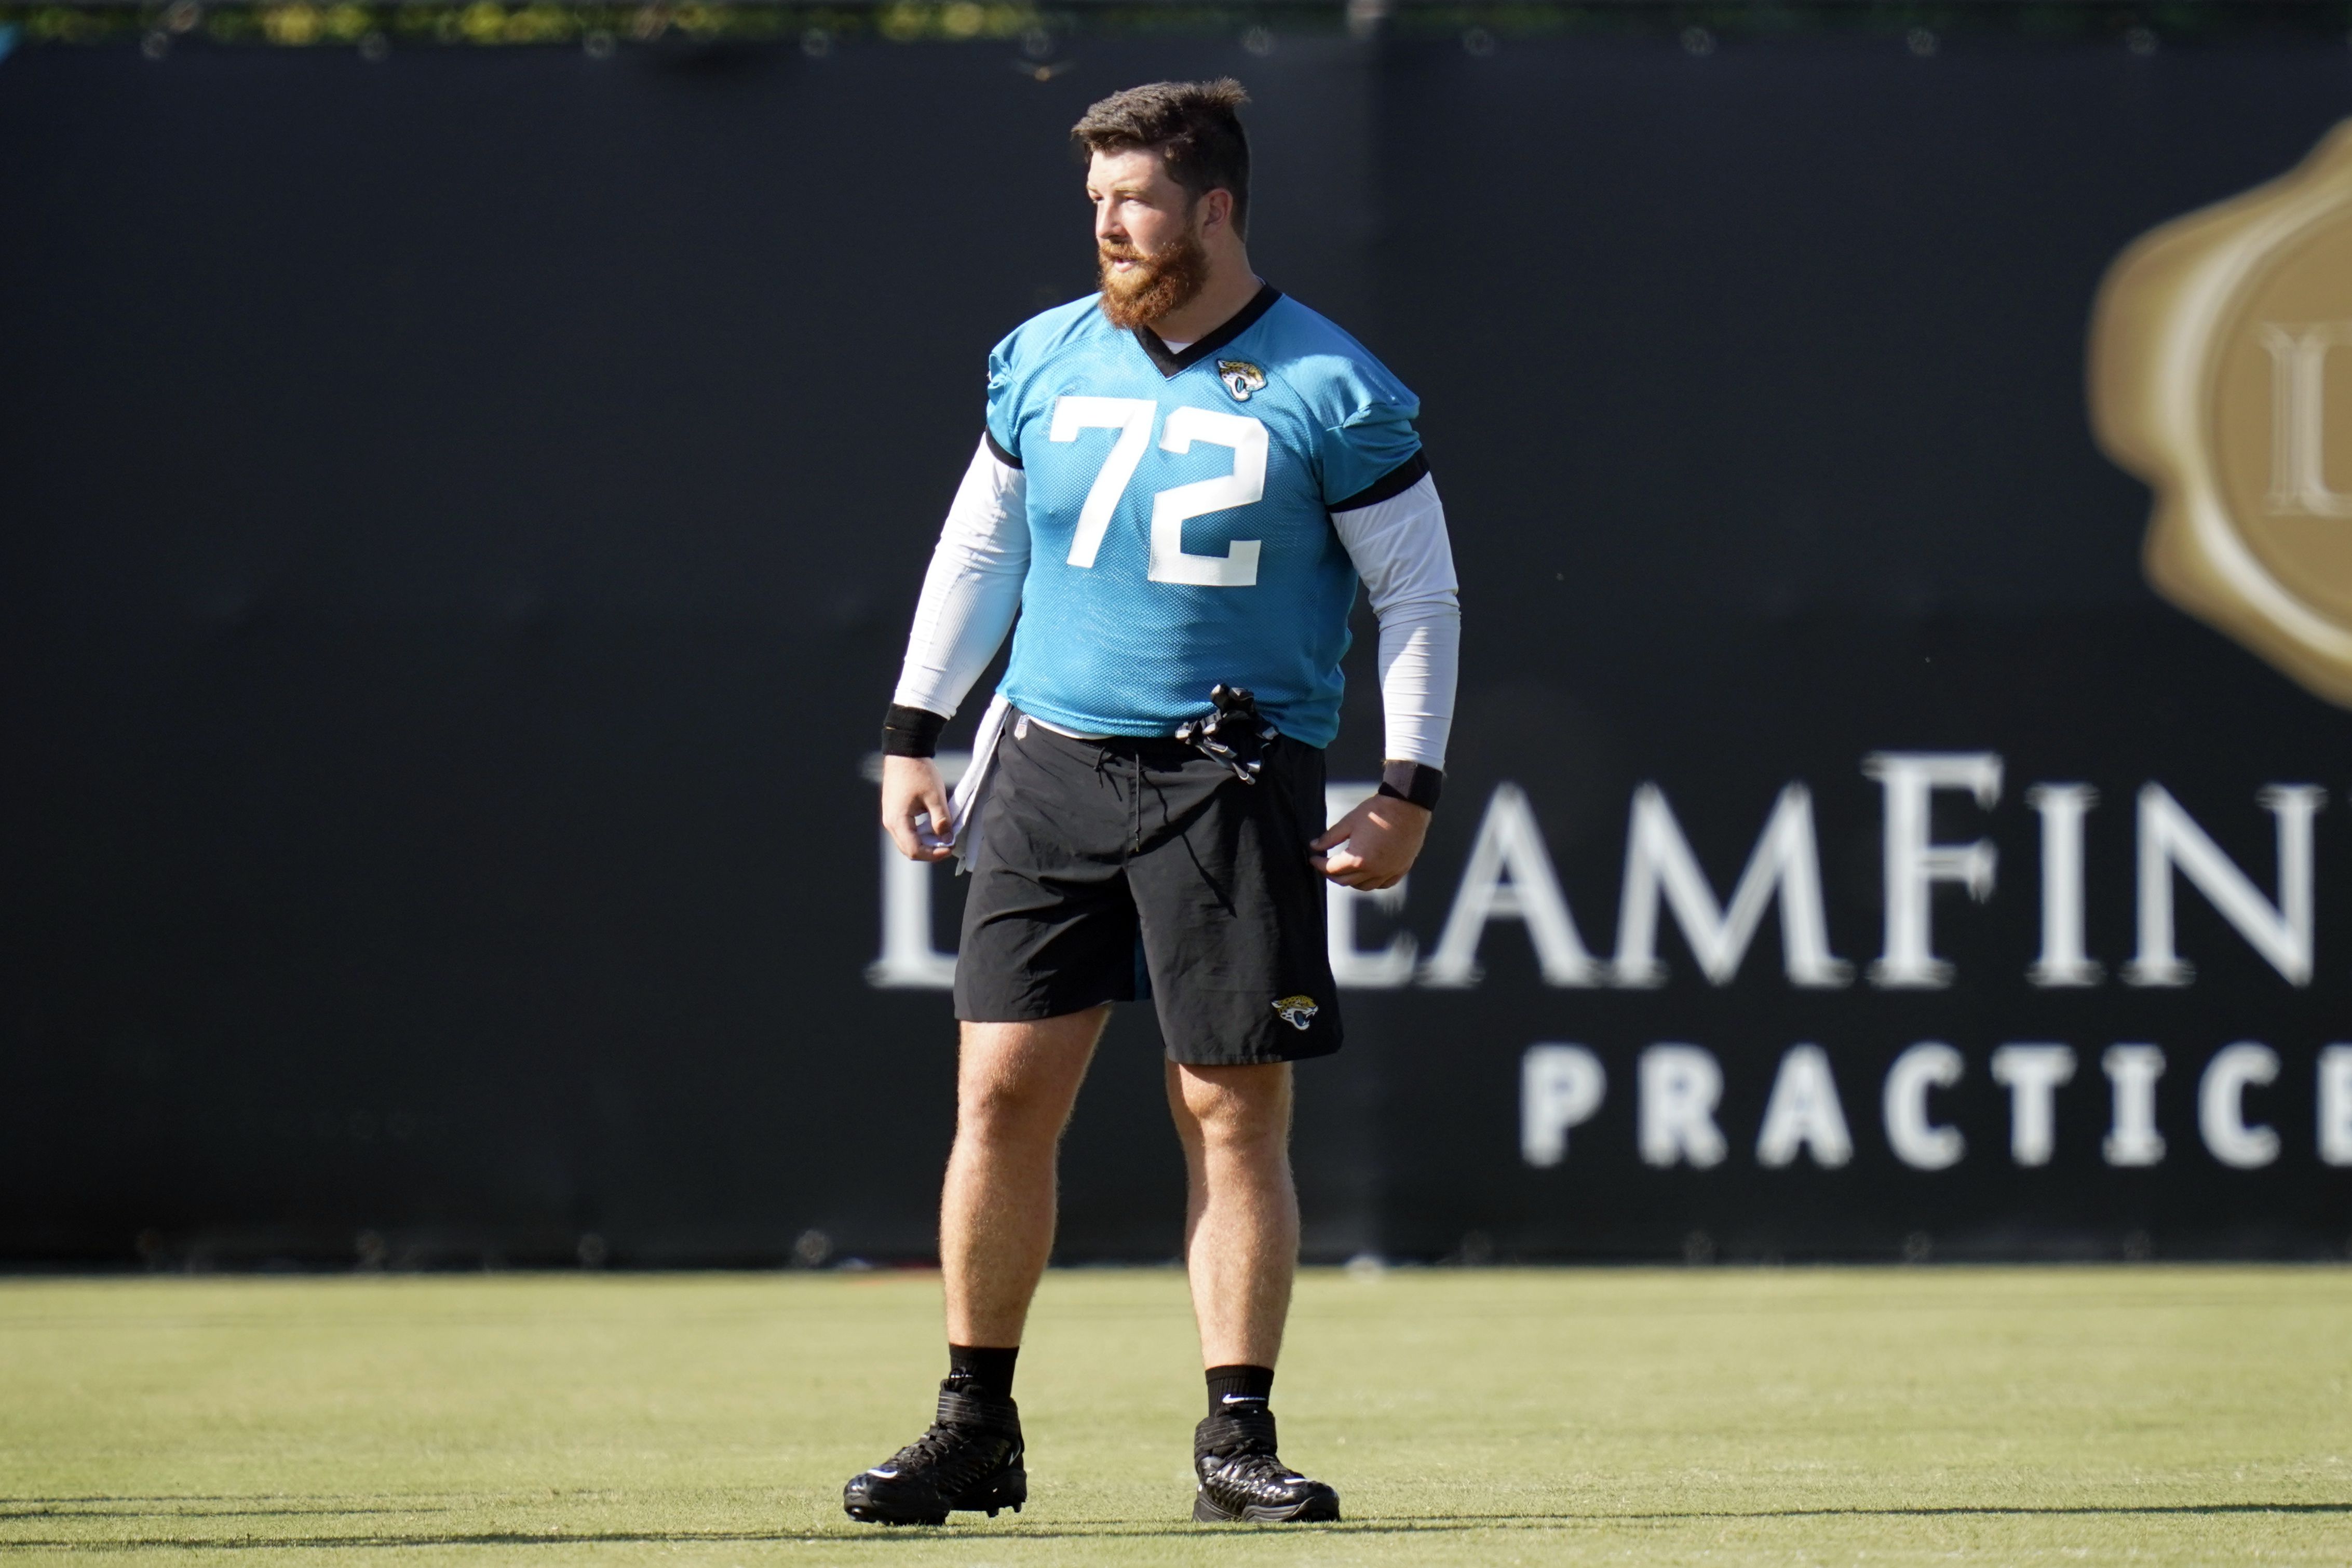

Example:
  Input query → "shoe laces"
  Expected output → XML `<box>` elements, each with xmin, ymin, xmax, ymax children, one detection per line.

<box><xmin>1198</xmin><ymin>1407</ymin><xmax>1303</xmax><ymax>1492</ymax></box>
<box><xmin>1215</xmin><ymin>1448</ymin><xmax>1301</xmax><ymax>1486</ymax></box>
<box><xmin>888</xmin><ymin>1420</ymin><xmax>1004</xmax><ymax>1488</ymax></box>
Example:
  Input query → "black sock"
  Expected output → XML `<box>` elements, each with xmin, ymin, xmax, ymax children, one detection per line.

<box><xmin>1205</xmin><ymin>1363</ymin><xmax>1274</xmax><ymax>1417</ymax></box>
<box><xmin>945</xmin><ymin>1343</ymin><xmax>1019</xmax><ymax>1401</ymax></box>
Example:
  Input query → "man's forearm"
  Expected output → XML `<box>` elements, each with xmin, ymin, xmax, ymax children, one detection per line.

<box><xmin>1332</xmin><ymin>470</ymin><xmax>1461</xmax><ymax>780</ymax></box>
<box><xmin>1373</xmin><ymin>602</ymin><xmax>1459</xmax><ymax>773</ymax></box>
<box><xmin>884</xmin><ymin>437</ymin><xmax>1030</xmax><ymax>752</ymax></box>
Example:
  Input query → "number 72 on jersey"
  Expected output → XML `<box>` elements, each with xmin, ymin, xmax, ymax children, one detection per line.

<box><xmin>1049</xmin><ymin>396</ymin><xmax>1269</xmax><ymax>588</ymax></box>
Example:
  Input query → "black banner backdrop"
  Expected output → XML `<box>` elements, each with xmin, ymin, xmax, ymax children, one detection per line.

<box><xmin>4</xmin><ymin>24</ymin><xmax>2351</xmax><ymax>1266</ymax></box>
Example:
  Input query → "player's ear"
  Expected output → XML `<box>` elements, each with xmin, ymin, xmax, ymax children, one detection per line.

<box><xmin>1198</xmin><ymin>186</ymin><xmax>1233</xmax><ymax>237</ymax></box>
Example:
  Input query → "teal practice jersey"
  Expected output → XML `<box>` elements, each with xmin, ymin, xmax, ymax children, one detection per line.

<box><xmin>985</xmin><ymin>286</ymin><xmax>1425</xmax><ymax>748</ymax></box>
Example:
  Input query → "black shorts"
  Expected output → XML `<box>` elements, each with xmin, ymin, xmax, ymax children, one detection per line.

<box><xmin>953</xmin><ymin>711</ymin><xmax>1342</xmax><ymax>1065</ymax></box>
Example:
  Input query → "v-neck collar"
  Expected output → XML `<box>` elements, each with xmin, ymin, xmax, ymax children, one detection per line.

<box><xmin>1131</xmin><ymin>283</ymin><xmax>1282</xmax><ymax>379</ymax></box>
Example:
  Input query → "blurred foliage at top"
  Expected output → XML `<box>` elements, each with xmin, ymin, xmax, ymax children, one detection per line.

<box><xmin>4</xmin><ymin>0</ymin><xmax>2349</xmax><ymax>49</ymax></box>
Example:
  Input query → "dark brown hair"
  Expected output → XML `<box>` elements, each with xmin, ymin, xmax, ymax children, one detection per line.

<box><xmin>1072</xmin><ymin>79</ymin><xmax>1252</xmax><ymax>239</ymax></box>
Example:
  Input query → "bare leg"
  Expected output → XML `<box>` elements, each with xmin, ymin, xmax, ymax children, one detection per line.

<box><xmin>1166</xmin><ymin>1060</ymin><xmax>1298</xmax><ymax>1367</ymax></box>
<box><xmin>941</xmin><ymin>1007</ymin><xmax>1110</xmax><ymax>1347</ymax></box>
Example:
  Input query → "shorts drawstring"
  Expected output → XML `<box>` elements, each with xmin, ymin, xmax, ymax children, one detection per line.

<box><xmin>1093</xmin><ymin>744</ymin><xmax>1145</xmax><ymax>859</ymax></box>
<box><xmin>1091</xmin><ymin>742</ymin><xmax>1160</xmax><ymax>859</ymax></box>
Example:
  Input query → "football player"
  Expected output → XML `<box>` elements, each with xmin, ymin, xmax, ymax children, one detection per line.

<box><xmin>848</xmin><ymin>78</ymin><xmax>1459</xmax><ymax>1527</ymax></box>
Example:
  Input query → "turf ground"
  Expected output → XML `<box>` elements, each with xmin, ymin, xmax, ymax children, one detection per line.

<box><xmin>2</xmin><ymin>1267</ymin><xmax>2347</xmax><ymax>1565</ymax></box>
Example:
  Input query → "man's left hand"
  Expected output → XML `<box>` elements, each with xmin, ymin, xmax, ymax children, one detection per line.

<box><xmin>1311</xmin><ymin>794</ymin><xmax>1431</xmax><ymax>890</ymax></box>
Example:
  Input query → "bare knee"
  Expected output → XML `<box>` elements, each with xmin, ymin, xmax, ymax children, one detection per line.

<box><xmin>1172</xmin><ymin>1063</ymin><xmax>1292</xmax><ymax>1156</ymax></box>
<box><xmin>958</xmin><ymin>1067</ymin><xmax>1073</xmax><ymax>1147</ymax></box>
<box><xmin>956</xmin><ymin>1015</ymin><xmax>1101</xmax><ymax>1149</ymax></box>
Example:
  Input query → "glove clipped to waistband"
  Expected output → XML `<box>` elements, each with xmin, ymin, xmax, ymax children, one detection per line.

<box><xmin>1173</xmin><ymin>684</ymin><xmax>1279</xmax><ymax>785</ymax></box>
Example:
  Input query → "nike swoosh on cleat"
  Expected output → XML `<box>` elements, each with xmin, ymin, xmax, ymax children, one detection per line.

<box><xmin>866</xmin><ymin>1468</ymin><xmax>899</xmax><ymax>1479</ymax></box>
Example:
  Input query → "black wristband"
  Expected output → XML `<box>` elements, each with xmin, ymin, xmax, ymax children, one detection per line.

<box><xmin>1376</xmin><ymin>760</ymin><xmax>1443</xmax><ymax>810</ymax></box>
<box><xmin>881</xmin><ymin>703</ymin><xmax>948</xmax><ymax>759</ymax></box>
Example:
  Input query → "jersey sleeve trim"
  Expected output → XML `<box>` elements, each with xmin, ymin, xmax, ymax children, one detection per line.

<box><xmin>1329</xmin><ymin>450</ymin><xmax>1430</xmax><ymax>513</ymax></box>
<box><xmin>982</xmin><ymin>428</ymin><xmax>1021</xmax><ymax>469</ymax></box>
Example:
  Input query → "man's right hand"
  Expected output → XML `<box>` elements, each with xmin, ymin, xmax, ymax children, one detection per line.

<box><xmin>881</xmin><ymin>754</ymin><xmax>955</xmax><ymax>862</ymax></box>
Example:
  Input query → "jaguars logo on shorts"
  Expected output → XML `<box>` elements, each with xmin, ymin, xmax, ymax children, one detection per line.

<box><xmin>1218</xmin><ymin>358</ymin><xmax>1267</xmax><ymax>403</ymax></box>
<box><xmin>1270</xmin><ymin>994</ymin><xmax>1319</xmax><ymax>1031</ymax></box>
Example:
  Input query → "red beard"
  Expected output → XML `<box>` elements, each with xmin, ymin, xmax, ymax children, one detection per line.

<box><xmin>1096</xmin><ymin>225</ymin><xmax>1210</xmax><ymax>330</ymax></box>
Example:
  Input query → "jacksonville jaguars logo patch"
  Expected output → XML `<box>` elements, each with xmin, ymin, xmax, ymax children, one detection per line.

<box><xmin>1218</xmin><ymin>359</ymin><xmax>1267</xmax><ymax>403</ymax></box>
<box><xmin>1271</xmin><ymin>994</ymin><xmax>1319</xmax><ymax>1031</ymax></box>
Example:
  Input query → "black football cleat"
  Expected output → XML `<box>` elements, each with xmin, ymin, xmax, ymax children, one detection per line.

<box><xmin>1191</xmin><ymin>1404</ymin><xmax>1341</xmax><ymax>1523</ymax></box>
<box><xmin>842</xmin><ymin>1384</ymin><xmax>1026</xmax><ymax>1526</ymax></box>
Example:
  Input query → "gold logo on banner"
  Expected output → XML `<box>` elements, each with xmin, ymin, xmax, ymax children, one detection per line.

<box><xmin>2091</xmin><ymin>119</ymin><xmax>2352</xmax><ymax>706</ymax></box>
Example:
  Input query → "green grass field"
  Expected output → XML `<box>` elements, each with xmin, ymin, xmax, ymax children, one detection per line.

<box><xmin>3</xmin><ymin>1266</ymin><xmax>2348</xmax><ymax>1565</ymax></box>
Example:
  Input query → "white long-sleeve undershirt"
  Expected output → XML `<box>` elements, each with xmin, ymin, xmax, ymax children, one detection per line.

<box><xmin>890</xmin><ymin>439</ymin><xmax>1030</xmax><ymax>721</ymax></box>
<box><xmin>1330</xmin><ymin>471</ymin><xmax>1461</xmax><ymax>769</ymax></box>
<box><xmin>890</xmin><ymin>439</ymin><xmax>1461</xmax><ymax>768</ymax></box>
